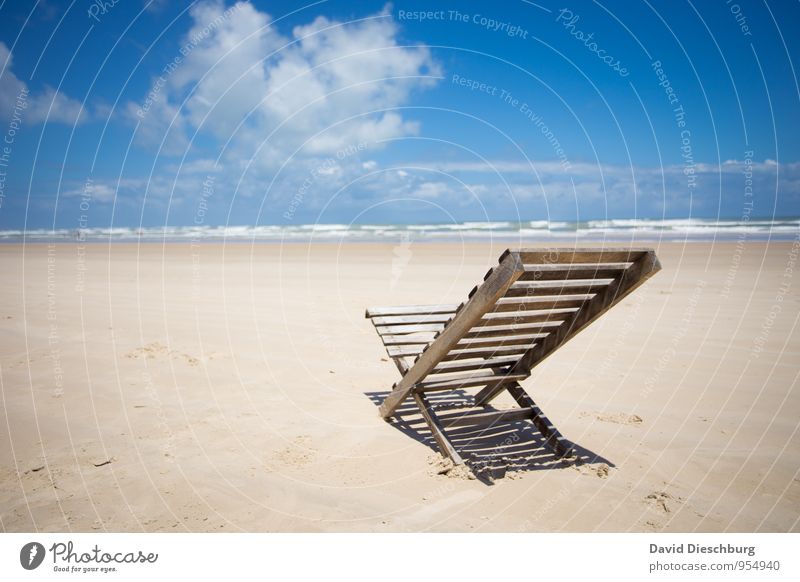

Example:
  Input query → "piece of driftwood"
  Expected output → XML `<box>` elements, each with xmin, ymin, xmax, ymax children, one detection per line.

<box><xmin>365</xmin><ymin>248</ymin><xmax>660</xmax><ymax>467</ymax></box>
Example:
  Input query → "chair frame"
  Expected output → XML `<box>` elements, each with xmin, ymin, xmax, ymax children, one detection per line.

<box><xmin>366</xmin><ymin>248</ymin><xmax>661</xmax><ymax>466</ymax></box>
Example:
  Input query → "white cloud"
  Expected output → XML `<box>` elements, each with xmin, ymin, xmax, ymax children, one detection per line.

<box><xmin>127</xmin><ymin>1</ymin><xmax>439</xmax><ymax>167</ymax></box>
<box><xmin>118</xmin><ymin>0</ymin><xmax>442</xmax><ymax>225</ymax></box>
<box><xmin>291</xmin><ymin>155</ymin><xmax>794</xmax><ymax>222</ymax></box>
<box><xmin>63</xmin><ymin>181</ymin><xmax>121</xmax><ymax>203</ymax></box>
<box><xmin>412</xmin><ymin>181</ymin><xmax>451</xmax><ymax>199</ymax></box>
<box><xmin>0</xmin><ymin>42</ymin><xmax>88</xmax><ymax>126</ymax></box>
<box><xmin>173</xmin><ymin>1</ymin><xmax>277</xmax><ymax>137</ymax></box>
<box><xmin>26</xmin><ymin>86</ymin><xmax>88</xmax><ymax>125</ymax></box>
<box><xmin>113</xmin><ymin>2</ymin><xmax>798</xmax><ymax>222</ymax></box>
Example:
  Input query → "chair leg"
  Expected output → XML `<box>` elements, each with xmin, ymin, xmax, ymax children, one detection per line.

<box><xmin>412</xmin><ymin>392</ymin><xmax>465</xmax><ymax>466</ymax></box>
<box><xmin>504</xmin><ymin>383</ymin><xmax>575</xmax><ymax>458</ymax></box>
<box><xmin>473</xmin><ymin>379</ymin><xmax>508</xmax><ymax>407</ymax></box>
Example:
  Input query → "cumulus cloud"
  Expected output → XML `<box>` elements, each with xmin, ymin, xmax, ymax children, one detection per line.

<box><xmin>373</xmin><ymin>158</ymin><xmax>797</xmax><ymax>219</ymax></box>
<box><xmin>0</xmin><ymin>42</ymin><xmax>88</xmax><ymax>125</ymax></box>
<box><xmin>62</xmin><ymin>181</ymin><xmax>117</xmax><ymax>203</ymax></box>
<box><xmin>127</xmin><ymin>1</ymin><xmax>439</xmax><ymax>165</ymax></box>
<box><xmin>25</xmin><ymin>86</ymin><xmax>88</xmax><ymax>125</ymax></box>
<box><xmin>118</xmin><ymin>1</ymin><xmax>443</xmax><ymax>224</ymax></box>
<box><xmin>115</xmin><ymin>2</ymin><xmax>796</xmax><ymax>223</ymax></box>
<box><xmin>68</xmin><ymin>155</ymin><xmax>798</xmax><ymax>223</ymax></box>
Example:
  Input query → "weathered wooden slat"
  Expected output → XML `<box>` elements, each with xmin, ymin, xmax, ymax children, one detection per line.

<box><xmin>456</xmin><ymin>333</ymin><xmax>549</xmax><ymax>347</ymax></box>
<box><xmin>393</xmin><ymin>356</ymin><xmax>411</xmax><ymax>374</ymax></box>
<box><xmin>504</xmin><ymin>280</ymin><xmax>613</xmax><ymax>298</ymax></box>
<box><xmin>475</xmin><ymin>309</ymin><xmax>577</xmax><ymax>326</ymax></box>
<box><xmin>431</xmin><ymin>355</ymin><xmax>521</xmax><ymax>374</ymax></box>
<box><xmin>463</xmin><ymin>321</ymin><xmax>562</xmax><ymax>338</ymax></box>
<box><xmin>518</xmin><ymin>264</ymin><xmax>630</xmax><ymax>281</ymax></box>
<box><xmin>386</xmin><ymin>345</ymin><xmax>425</xmax><ymax>358</ymax></box>
<box><xmin>388</xmin><ymin>341</ymin><xmax>535</xmax><ymax>360</ymax></box>
<box><xmin>516</xmin><ymin>253</ymin><xmax>659</xmax><ymax>372</ymax></box>
<box><xmin>375</xmin><ymin>323</ymin><xmax>445</xmax><ymax>335</ymax></box>
<box><xmin>366</xmin><ymin>304</ymin><xmax>460</xmax><ymax>318</ymax></box>
<box><xmin>475</xmin><ymin>250</ymin><xmax>661</xmax><ymax>405</ymax></box>
<box><xmin>491</xmin><ymin>295</ymin><xmax>593</xmax><ymax>312</ymax></box>
<box><xmin>523</xmin><ymin>262</ymin><xmax>632</xmax><ymax>271</ymax></box>
<box><xmin>416</xmin><ymin>372</ymin><xmax>529</xmax><ymax>392</ymax></box>
<box><xmin>412</xmin><ymin>392</ymin><xmax>464</xmax><ymax>465</ymax></box>
<box><xmin>379</xmin><ymin>252</ymin><xmax>525</xmax><ymax>418</ymax></box>
<box><xmin>437</xmin><ymin>407</ymin><xmax>534</xmax><ymax>429</ymax></box>
<box><xmin>515</xmin><ymin>248</ymin><xmax>648</xmax><ymax>264</ymax></box>
<box><xmin>442</xmin><ymin>344</ymin><xmax>534</xmax><ymax>361</ymax></box>
<box><xmin>511</xmin><ymin>278</ymin><xmax>615</xmax><ymax>289</ymax></box>
<box><xmin>382</xmin><ymin>330</ymin><xmax>563</xmax><ymax>348</ymax></box>
<box><xmin>381</xmin><ymin>333</ymin><xmax>436</xmax><ymax>346</ymax></box>
<box><xmin>418</xmin><ymin>369</ymin><xmax>521</xmax><ymax>384</ymax></box>
<box><xmin>371</xmin><ymin>313</ymin><xmax>453</xmax><ymax>326</ymax></box>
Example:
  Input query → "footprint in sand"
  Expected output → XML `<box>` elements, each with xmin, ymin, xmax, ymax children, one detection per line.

<box><xmin>125</xmin><ymin>342</ymin><xmax>170</xmax><ymax>360</ymax></box>
<box><xmin>581</xmin><ymin>411</ymin><xmax>643</xmax><ymax>426</ymax></box>
<box><xmin>125</xmin><ymin>342</ymin><xmax>201</xmax><ymax>366</ymax></box>
<box><xmin>572</xmin><ymin>462</ymin><xmax>611</xmax><ymax>479</ymax></box>
<box><xmin>645</xmin><ymin>491</ymin><xmax>684</xmax><ymax>514</ymax></box>
<box><xmin>274</xmin><ymin>435</ymin><xmax>316</xmax><ymax>467</ymax></box>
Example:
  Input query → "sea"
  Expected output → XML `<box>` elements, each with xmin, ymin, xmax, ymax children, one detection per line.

<box><xmin>1</xmin><ymin>218</ymin><xmax>798</xmax><ymax>243</ymax></box>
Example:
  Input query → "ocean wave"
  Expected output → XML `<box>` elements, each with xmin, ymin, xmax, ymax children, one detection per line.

<box><xmin>2</xmin><ymin>218</ymin><xmax>797</xmax><ymax>242</ymax></box>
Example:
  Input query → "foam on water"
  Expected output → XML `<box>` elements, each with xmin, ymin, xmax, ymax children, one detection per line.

<box><xmin>1</xmin><ymin>218</ymin><xmax>798</xmax><ymax>242</ymax></box>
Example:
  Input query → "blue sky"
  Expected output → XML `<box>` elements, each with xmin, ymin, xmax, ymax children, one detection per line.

<box><xmin>0</xmin><ymin>0</ymin><xmax>798</xmax><ymax>229</ymax></box>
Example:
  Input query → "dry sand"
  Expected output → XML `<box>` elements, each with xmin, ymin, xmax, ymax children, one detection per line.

<box><xmin>1</xmin><ymin>241</ymin><xmax>798</xmax><ymax>532</ymax></box>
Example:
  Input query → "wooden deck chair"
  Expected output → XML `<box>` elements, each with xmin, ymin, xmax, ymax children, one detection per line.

<box><xmin>365</xmin><ymin>248</ymin><xmax>661</xmax><ymax>467</ymax></box>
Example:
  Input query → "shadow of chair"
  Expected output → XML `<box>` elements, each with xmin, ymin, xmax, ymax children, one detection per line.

<box><xmin>365</xmin><ymin>389</ymin><xmax>613</xmax><ymax>485</ymax></box>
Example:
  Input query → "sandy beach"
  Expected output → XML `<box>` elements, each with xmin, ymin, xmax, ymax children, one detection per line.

<box><xmin>1</xmin><ymin>241</ymin><xmax>798</xmax><ymax>532</ymax></box>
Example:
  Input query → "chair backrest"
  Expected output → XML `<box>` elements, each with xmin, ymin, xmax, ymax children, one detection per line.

<box><xmin>374</xmin><ymin>248</ymin><xmax>661</xmax><ymax>417</ymax></box>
